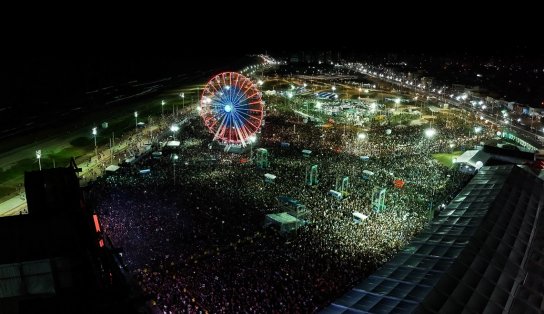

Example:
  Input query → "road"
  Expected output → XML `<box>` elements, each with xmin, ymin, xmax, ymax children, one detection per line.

<box><xmin>352</xmin><ymin>69</ymin><xmax>544</xmax><ymax>150</ymax></box>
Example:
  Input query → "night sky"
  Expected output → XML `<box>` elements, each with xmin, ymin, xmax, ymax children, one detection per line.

<box><xmin>1</xmin><ymin>12</ymin><xmax>541</xmax><ymax>140</ymax></box>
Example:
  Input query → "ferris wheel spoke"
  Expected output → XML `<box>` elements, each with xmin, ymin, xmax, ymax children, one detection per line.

<box><xmin>240</xmin><ymin>84</ymin><xmax>254</xmax><ymax>103</ymax></box>
<box><xmin>230</xmin><ymin>80</ymin><xmax>246</xmax><ymax>105</ymax></box>
<box><xmin>208</xmin><ymin>80</ymin><xmax>220</xmax><ymax>94</ymax></box>
<box><xmin>232</xmin><ymin>84</ymin><xmax>252</xmax><ymax>105</ymax></box>
<box><xmin>213</xmin><ymin>95</ymin><xmax>228</xmax><ymax>107</ymax></box>
<box><xmin>241</xmin><ymin>122</ymin><xmax>254</xmax><ymax>142</ymax></box>
<box><xmin>227</xmin><ymin>88</ymin><xmax>236</xmax><ymax>106</ymax></box>
<box><xmin>232</xmin><ymin>115</ymin><xmax>249</xmax><ymax>145</ymax></box>
<box><xmin>237</xmin><ymin>112</ymin><xmax>259</xmax><ymax>132</ymax></box>
<box><xmin>221</xmin><ymin>73</ymin><xmax>228</xmax><ymax>91</ymax></box>
<box><xmin>233</xmin><ymin>99</ymin><xmax>250</xmax><ymax>111</ymax></box>
<box><xmin>233</xmin><ymin>73</ymin><xmax>240</xmax><ymax>90</ymax></box>
<box><xmin>214</xmin><ymin>114</ymin><xmax>229</xmax><ymax>141</ymax></box>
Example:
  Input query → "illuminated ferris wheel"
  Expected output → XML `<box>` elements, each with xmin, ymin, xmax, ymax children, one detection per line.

<box><xmin>200</xmin><ymin>72</ymin><xmax>264</xmax><ymax>146</ymax></box>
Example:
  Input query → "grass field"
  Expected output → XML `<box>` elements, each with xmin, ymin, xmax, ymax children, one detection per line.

<box><xmin>432</xmin><ymin>151</ymin><xmax>463</xmax><ymax>168</ymax></box>
<box><xmin>0</xmin><ymin>83</ymin><xmax>201</xmax><ymax>203</ymax></box>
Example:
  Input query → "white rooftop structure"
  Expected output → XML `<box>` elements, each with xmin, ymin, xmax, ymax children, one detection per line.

<box><xmin>105</xmin><ymin>165</ymin><xmax>120</xmax><ymax>172</ymax></box>
<box><xmin>453</xmin><ymin>150</ymin><xmax>490</xmax><ymax>168</ymax></box>
<box><xmin>166</xmin><ymin>141</ymin><xmax>181</xmax><ymax>147</ymax></box>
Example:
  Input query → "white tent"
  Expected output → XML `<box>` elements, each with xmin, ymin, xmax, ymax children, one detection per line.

<box><xmin>105</xmin><ymin>165</ymin><xmax>120</xmax><ymax>172</ymax></box>
<box><xmin>352</xmin><ymin>211</ymin><xmax>368</xmax><ymax>223</ymax></box>
<box><xmin>264</xmin><ymin>212</ymin><xmax>303</xmax><ymax>233</ymax></box>
<box><xmin>264</xmin><ymin>173</ymin><xmax>276</xmax><ymax>183</ymax></box>
<box><xmin>362</xmin><ymin>170</ymin><xmax>374</xmax><ymax>177</ymax></box>
<box><xmin>453</xmin><ymin>150</ymin><xmax>490</xmax><ymax>169</ymax></box>
<box><xmin>167</xmin><ymin>141</ymin><xmax>180</xmax><ymax>147</ymax></box>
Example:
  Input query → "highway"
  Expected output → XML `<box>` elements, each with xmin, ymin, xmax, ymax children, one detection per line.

<box><xmin>344</xmin><ymin>65</ymin><xmax>544</xmax><ymax>150</ymax></box>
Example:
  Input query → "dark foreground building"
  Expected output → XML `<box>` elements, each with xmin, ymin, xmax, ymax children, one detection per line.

<box><xmin>0</xmin><ymin>161</ymin><xmax>145</xmax><ymax>314</ymax></box>
<box><xmin>323</xmin><ymin>165</ymin><xmax>544</xmax><ymax>313</ymax></box>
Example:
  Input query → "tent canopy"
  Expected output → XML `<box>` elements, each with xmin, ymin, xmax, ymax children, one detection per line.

<box><xmin>166</xmin><ymin>141</ymin><xmax>180</xmax><ymax>147</ymax></box>
<box><xmin>105</xmin><ymin>165</ymin><xmax>120</xmax><ymax>172</ymax></box>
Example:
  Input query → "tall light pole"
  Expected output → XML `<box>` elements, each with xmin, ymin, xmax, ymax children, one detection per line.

<box><xmin>424</xmin><ymin>127</ymin><xmax>436</xmax><ymax>219</ymax></box>
<box><xmin>180</xmin><ymin>92</ymin><xmax>185</xmax><ymax>111</ymax></box>
<box><xmin>92</xmin><ymin>127</ymin><xmax>98</xmax><ymax>157</ymax></box>
<box><xmin>134</xmin><ymin>111</ymin><xmax>138</xmax><ymax>129</ymax></box>
<box><xmin>474</xmin><ymin>126</ymin><xmax>482</xmax><ymax>141</ymax></box>
<box><xmin>172</xmin><ymin>154</ymin><xmax>178</xmax><ymax>185</ymax></box>
<box><xmin>394</xmin><ymin>98</ymin><xmax>401</xmax><ymax>112</ymax></box>
<box><xmin>424</xmin><ymin>127</ymin><xmax>436</xmax><ymax>153</ymax></box>
<box><xmin>170</xmin><ymin>124</ymin><xmax>179</xmax><ymax>141</ymax></box>
<box><xmin>357</xmin><ymin>133</ymin><xmax>366</xmax><ymax>151</ymax></box>
<box><xmin>36</xmin><ymin>150</ymin><xmax>42</xmax><ymax>171</ymax></box>
<box><xmin>161</xmin><ymin>100</ymin><xmax>165</xmax><ymax>117</ymax></box>
<box><xmin>248</xmin><ymin>134</ymin><xmax>257</xmax><ymax>162</ymax></box>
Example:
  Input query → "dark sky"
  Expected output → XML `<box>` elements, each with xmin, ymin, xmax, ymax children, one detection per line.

<box><xmin>2</xmin><ymin>9</ymin><xmax>542</xmax><ymax>109</ymax></box>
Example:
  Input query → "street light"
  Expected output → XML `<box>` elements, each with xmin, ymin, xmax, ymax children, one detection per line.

<box><xmin>134</xmin><ymin>111</ymin><xmax>138</xmax><ymax>129</ymax></box>
<box><xmin>36</xmin><ymin>150</ymin><xmax>42</xmax><ymax>171</ymax></box>
<box><xmin>172</xmin><ymin>154</ymin><xmax>178</xmax><ymax>185</ymax></box>
<box><xmin>394</xmin><ymin>98</ymin><xmax>401</xmax><ymax>112</ymax></box>
<box><xmin>424</xmin><ymin>128</ymin><xmax>436</xmax><ymax>138</ymax></box>
<box><xmin>180</xmin><ymin>93</ymin><xmax>185</xmax><ymax>110</ymax></box>
<box><xmin>170</xmin><ymin>124</ymin><xmax>179</xmax><ymax>141</ymax></box>
<box><xmin>92</xmin><ymin>127</ymin><xmax>98</xmax><ymax>157</ymax></box>
<box><xmin>248</xmin><ymin>134</ymin><xmax>257</xmax><ymax>162</ymax></box>
<box><xmin>161</xmin><ymin>100</ymin><xmax>165</xmax><ymax>116</ymax></box>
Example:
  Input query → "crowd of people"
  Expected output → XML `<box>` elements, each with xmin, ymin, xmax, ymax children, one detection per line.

<box><xmin>86</xmin><ymin>99</ymin><xmax>483</xmax><ymax>313</ymax></box>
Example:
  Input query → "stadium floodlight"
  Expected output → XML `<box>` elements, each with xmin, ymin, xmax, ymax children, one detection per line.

<box><xmin>92</xmin><ymin>127</ymin><xmax>98</xmax><ymax>157</ymax></box>
<box><xmin>424</xmin><ymin>128</ymin><xmax>437</xmax><ymax>138</ymax></box>
<box><xmin>172</xmin><ymin>154</ymin><xmax>179</xmax><ymax>184</ymax></box>
<box><xmin>36</xmin><ymin>150</ymin><xmax>42</xmax><ymax>170</ymax></box>
<box><xmin>170</xmin><ymin>124</ymin><xmax>180</xmax><ymax>140</ymax></box>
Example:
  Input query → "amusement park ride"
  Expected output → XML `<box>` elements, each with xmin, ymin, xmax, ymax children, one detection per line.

<box><xmin>199</xmin><ymin>72</ymin><xmax>264</xmax><ymax>150</ymax></box>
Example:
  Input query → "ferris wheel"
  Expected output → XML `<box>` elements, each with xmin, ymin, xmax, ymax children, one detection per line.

<box><xmin>200</xmin><ymin>72</ymin><xmax>264</xmax><ymax>146</ymax></box>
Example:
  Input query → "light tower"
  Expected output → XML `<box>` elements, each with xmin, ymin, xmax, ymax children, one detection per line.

<box><xmin>36</xmin><ymin>150</ymin><xmax>42</xmax><ymax>171</ymax></box>
<box><xmin>92</xmin><ymin>127</ymin><xmax>98</xmax><ymax>157</ymax></box>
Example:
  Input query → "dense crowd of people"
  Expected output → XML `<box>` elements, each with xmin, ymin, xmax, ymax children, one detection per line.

<box><xmin>86</xmin><ymin>100</ymin><xmax>483</xmax><ymax>313</ymax></box>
